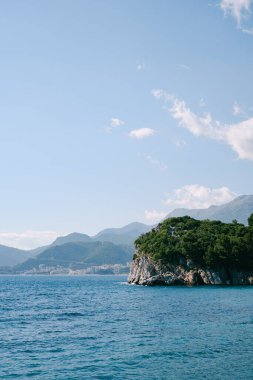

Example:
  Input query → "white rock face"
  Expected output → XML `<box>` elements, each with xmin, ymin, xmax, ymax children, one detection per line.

<box><xmin>128</xmin><ymin>254</ymin><xmax>253</xmax><ymax>286</ymax></box>
<box><xmin>128</xmin><ymin>256</ymin><xmax>158</xmax><ymax>285</ymax></box>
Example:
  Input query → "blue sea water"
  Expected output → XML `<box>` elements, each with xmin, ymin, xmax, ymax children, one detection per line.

<box><xmin>0</xmin><ymin>276</ymin><xmax>253</xmax><ymax>380</ymax></box>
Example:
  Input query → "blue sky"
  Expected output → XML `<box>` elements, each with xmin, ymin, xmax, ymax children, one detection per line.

<box><xmin>0</xmin><ymin>0</ymin><xmax>253</xmax><ymax>248</ymax></box>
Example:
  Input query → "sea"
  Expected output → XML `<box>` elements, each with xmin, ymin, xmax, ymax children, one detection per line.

<box><xmin>0</xmin><ymin>275</ymin><xmax>253</xmax><ymax>380</ymax></box>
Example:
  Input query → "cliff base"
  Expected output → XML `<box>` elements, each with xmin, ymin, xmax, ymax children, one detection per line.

<box><xmin>128</xmin><ymin>256</ymin><xmax>253</xmax><ymax>286</ymax></box>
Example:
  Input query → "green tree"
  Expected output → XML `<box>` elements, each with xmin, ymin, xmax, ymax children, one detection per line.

<box><xmin>134</xmin><ymin>214</ymin><xmax>253</xmax><ymax>271</ymax></box>
<box><xmin>248</xmin><ymin>213</ymin><xmax>253</xmax><ymax>227</ymax></box>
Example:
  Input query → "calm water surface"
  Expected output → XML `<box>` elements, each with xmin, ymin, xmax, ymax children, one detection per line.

<box><xmin>0</xmin><ymin>275</ymin><xmax>253</xmax><ymax>379</ymax></box>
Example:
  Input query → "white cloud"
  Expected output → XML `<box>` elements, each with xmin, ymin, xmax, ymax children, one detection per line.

<box><xmin>129</xmin><ymin>128</ymin><xmax>155</xmax><ymax>139</ymax></box>
<box><xmin>164</xmin><ymin>185</ymin><xmax>237</xmax><ymax>209</ymax></box>
<box><xmin>111</xmin><ymin>118</ymin><xmax>124</xmax><ymax>127</ymax></box>
<box><xmin>151</xmin><ymin>89</ymin><xmax>174</xmax><ymax>101</ymax></box>
<box><xmin>169</xmin><ymin>98</ymin><xmax>224</xmax><ymax>140</ymax></box>
<box><xmin>233</xmin><ymin>102</ymin><xmax>243</xmax><ymax>115</ymax></box>
<box><xmin>152</xmin><ymin>89</ymin><xmax>253</xmax><ymax>161</ymax></box>
<box><xmin>105</xmin><ymin>117</ymin><xmax>124</xmax><ymax>132</ymax></box>
<box><xmin>144</xmin><ymin>185</ymin><xmax>237</xmax><ymax>223</ymax></box>
<box><xmin>140</xmin><ymin>153</ymin><xmax>167</xmax><ymax>171</ymax></box>
<box><xmin>0</xmin><ymin>230</ymin><xmax>59</xmax><ymax>250</ymax></box>
<box><xmin>151</xmin><ymin>89</ymin><xmax>164</xmax><ymax>99</ymax></box>
<box><xmin>220</xmin><ymin>0</ymin><xmax>253</xmax><ymax>33</ymax></box>
<box><xmin>144</xmin><ymin>210</ymin><xmax>167</xmax><ymax>222</ymax></box>
<box><xmin>220</xmin><ymin>0</ymin><xmax>251</xmax><ymax>25</ymax></box>
<box><xmin>226</xmin><ymin>118</ymin><xmax>253</xmax><ymax>159</ymax></box>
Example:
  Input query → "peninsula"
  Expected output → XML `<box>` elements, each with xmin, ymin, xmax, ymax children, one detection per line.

<box><xmin>128</xmin><ymin>215</ymin><xmax>253</xmax><ymax>286</ymax></box>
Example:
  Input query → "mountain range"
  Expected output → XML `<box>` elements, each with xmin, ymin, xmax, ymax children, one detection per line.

<box><xmin>167</xmin><ymin>195</ymin><xmax>253</xmax><ymax>225</ymax></box>
<box><xmin>1</xmin><ymin>195</ymin><xmax>253</xmax><ymax>272</ymax></box>
<box><xmin>0</xmin><ymin>222</ymin><xmax>152</xmax><ymax>270</ymax></box>
<box><xmin>0</xmin><ymin>245</ymin><xmax>32</xmax><ymax>267</ymax></box>
<box><xmin>15</xmin><ymin>241</ymin><xmax>134</xmax><ymax>273</ymax></box>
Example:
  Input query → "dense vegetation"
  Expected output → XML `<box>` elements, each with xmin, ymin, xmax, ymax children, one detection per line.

<box><xmin>135</xmin><ymin>215</ymin><xmax>253</xmax><ymax>271</ymax></box>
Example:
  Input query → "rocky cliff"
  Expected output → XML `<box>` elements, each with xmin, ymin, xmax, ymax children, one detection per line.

<box><xmin>129</xmin><ymin>215</ymin><xmax>253</xmax><ymax>286</ymax></box>
<box><xmin>128</xmin><ymin>255</ymin><xmax>253</xmax><ymax>286</ymax></box>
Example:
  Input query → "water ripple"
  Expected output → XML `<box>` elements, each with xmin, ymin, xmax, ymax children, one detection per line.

<box><xmin>0</xmin><ymin>275</ymin><xmax>253</xmax><ymax>380</ymax></box>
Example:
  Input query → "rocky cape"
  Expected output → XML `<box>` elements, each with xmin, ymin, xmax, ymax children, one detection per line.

<box><xmin>128</xmin><ymin>255</ymin><xmax>253</xmax><ymax>286</ymax></box>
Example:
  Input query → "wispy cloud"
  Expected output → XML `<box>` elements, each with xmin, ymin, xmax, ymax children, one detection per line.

<box><xmin>140</xmin><ymin>153</ymin><xmax>167</xmax><ymax>171</ymax></box>
<box><xmin>175</xmin><ymin>139</ymin><xmax>187</xmax><ymax>148</ymax></box>
<box><xmin>220</xmin><ymin>0</ymin><xmax>253</xmax><ymax>34</ymax></box>
<box><xmin>233</xmin><ymin>102</ymin><xmax>244</xmax><ymax>115</ymax></box>
<box><xmin>105</xmin><ymin>117</ymin><xmax>125</xmax><ymax>132</ymax></box>
<box><xmin>164</xmin><ymin>184</ymin><xmax>237</xmax><ymax>209</ymax></box>
<box><xmin>199</xmin><ymin>98</ymin><xmax>206</xmax><ymax>107</ymax></box>
<box><xmin>179</xmin><ymin>63</ymin><xmax>190</xmax><ymax>70</ymax></box>
<box><xmin>0</xmin><ymin>230</ymin><xmax>59</xmax><ymax>250</ymax></box>
<box><xmin>111</xmin><ymin>118</ymin><xmax>124</xmax><ymax>127</ymax></box>
<box><xmin>129</xmin><ymin>128</ymin><xmax>155</xmax><ymax>139</ymax></box>
<box><xmin>151</xmin><ymin>89</ymin><xmax>173</xmax><ymax>100</ymax></box>
<box><xmin>136</xmin><ymin>61</ymin><xmax>145</xmax><ymax>71</ymax></box>
<box><xmin>144</xmin><ymin>210</ymin><xmax>167</xmax><ymax>222</ymax></box>
<box><xmin>152</xmin><ymin>89</ymin><xmax>253</xmax><ymax>161</ymax></box>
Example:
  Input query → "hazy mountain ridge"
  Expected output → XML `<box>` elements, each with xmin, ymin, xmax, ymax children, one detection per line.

<box><xmin>1</xmin><ymin>196</ymin><xmax>253</xmax><ymax>271</ymax></box>
<box><xmin>93</xmin><ymin>222</ymin><xmax>151</xmax><ymax>245</ymax></box>
<box><xmin>52</xmin><ymin>232</ymin><xmax>92</xmax><ymax>246</ymax></box>
<box><xmin>0</xmin><ymin>222</ymin><xmax>152</xmax><ymax>269</ymax></box>
<box><xmin>15</xmin><ymin>241</ymin><xmax>133</xmax><ymax>273</ymax></box>
<box><xmin>168</xmin><ymin>195</ymin><xmax>253</xmax><ymax>225</ymax></box>
<box><xmin>0</xmin><ymin>245</ymin><xmax>32</xmax><ymax>267</ymax></box>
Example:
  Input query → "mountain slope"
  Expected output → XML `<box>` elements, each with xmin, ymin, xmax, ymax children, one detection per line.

<box><xmin>0</xmin><ymin>223</ymin><xmax>152</xmax><ymax>269</ymax></box>
<box><xmin>167</xmin><ymin>195</ymin><xmax>253</xmax><ymax>225</ymax></box>
<box><xmin>15</xmin><ymin>241</ymin><xmax>133</xmax><ymax>272</ymax></box>
<box><xmin>0</xmin><ymin>245</ymin><xmax>32</xmax><ymax>267</ymax></box>
<box><xmin>52</xmin><ymin>232</ymin><xmax>92</xmax><ymax>246</ymax></box>
<box><xmin>94</xmin><ymin>222</ymin><xmax>152</xmax><ymax>245</ymax></box>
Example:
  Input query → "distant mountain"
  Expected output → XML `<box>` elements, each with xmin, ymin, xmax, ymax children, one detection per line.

<box><xmin>2</xmin><ymin>196</ymin><xmax>253</xmax><ymax>271</ymax></box>
<box><xmin>167</xmin><ymin>195</ymin><xmax>253</xmax><ymax>225</ymax></box>
<box><xmin>15</xmin><ymin>241</ymin><xmax>133</xmax><ymax>272</ymax></box>
<box><xmin>52</xmin><ymin>232</ymin><xmax>92</xmax><ymax>246</ymax></box>
<box><xmin>28</xmin><ymin>245</ymin><xmax>51</xmax><ymax>256</ymax></box>
<box><xmin>94</xmin><ymin>222</ymin><xmax>152</xmax><ymax>245</ymax></box>
<box><xmin>0</xmin><ymin>245</ymin><xmax>32</xmax><ymax>267</ymax></box>
<box><xmin>0</xmin><ymin>222</ymin><xmax>152</xmax><ymax>270</ymax></box>
<box><xmin>34</xmin><ymin>223</ymin><xmax>151</xmax><ymax>251</ymax></box>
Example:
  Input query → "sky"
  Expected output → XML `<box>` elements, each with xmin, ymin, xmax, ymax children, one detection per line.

<box><xmin>0</xmin><ymin>0</ymin><xmax>253</xmax><ymax>249</ymax></box>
